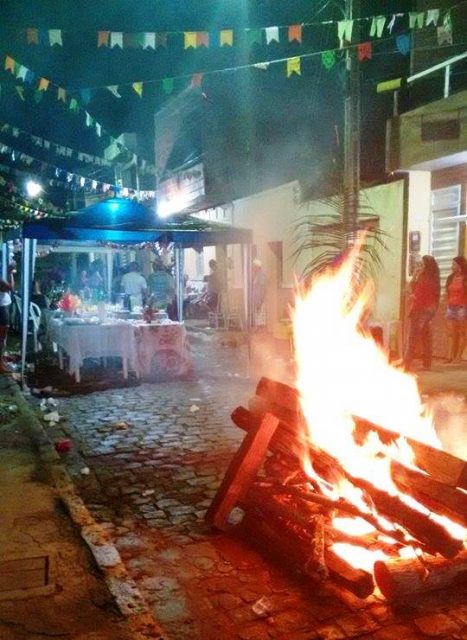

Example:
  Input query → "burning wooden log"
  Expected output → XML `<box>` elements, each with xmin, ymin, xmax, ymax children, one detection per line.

<box><xmin>391</xmin><ymin>461</ymin><xmax>467</xmax><ymax>528</ymax></box>
<box><xmin>205</xmin><ymin>413</ymin><xmax>279</xmax><ymax>530</ymax></box>
<box><xmin>232</xmin><ymin>406</ymin><xmax>464</xmax><ymax>559</ymax></box>
<box><xmin>374</xmin><ymin>550</ymin><xmax>467</xmax><ymax>600</ymax></box>
<box><xmin>240</xmin><ymin>494</ymin><xmax>375</xmax><ymax>599</ymax></box>
<box><xmin>255</xmin><ymin>376</ymin><xmax>467</xmax><ymax>490</ymax></box>
<box><xmin>347</xmin><ymin>475</ymin><xmax>464</xmax><ymax>559</ymax></box>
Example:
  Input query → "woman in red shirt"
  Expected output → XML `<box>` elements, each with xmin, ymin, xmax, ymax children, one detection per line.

<box><xmin>404</xmin><ymin>255</ymin><xmax>440</xmax><ymax>371</ymax></box>
<box><xmin>445</xmin><ymin>256</ymin><xmax>467</xmax><ymax>363</ymax></box>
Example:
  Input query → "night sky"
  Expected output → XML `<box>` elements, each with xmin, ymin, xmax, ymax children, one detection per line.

<box><xmin>0</xmin><ymin>0</ymin><xmax>417</xmax><ymax>203</ymax></box>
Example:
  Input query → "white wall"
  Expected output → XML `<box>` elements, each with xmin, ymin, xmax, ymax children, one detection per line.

<box><xmin>407</xmin><ymin>170</ymin><xmax>432</xmax><ymax>262</ymax></box>
<box><xmin>232</xmin><ymin>179</ymin><xmax>407</xmax><ymax>326</ymax></box>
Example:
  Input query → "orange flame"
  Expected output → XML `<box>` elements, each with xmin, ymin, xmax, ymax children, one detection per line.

<box><xmin>292</xmin><ymin>249</ymin><xmax>466</xmax><ymax>571</ymax></box>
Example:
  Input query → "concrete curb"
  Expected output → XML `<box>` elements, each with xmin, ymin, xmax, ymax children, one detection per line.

<box><xmin>1</xmin><ymin>375</ymin><xmax>167</xmax><ymax>640</ymax></box>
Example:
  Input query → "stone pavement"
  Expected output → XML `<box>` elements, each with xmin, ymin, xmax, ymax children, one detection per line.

<box><xmin>23</xmin><ymin>328</ymin><xmax>467</xmax><ymax>639</ymax></box>
<box><xmin>0</xmin><ymin>374</ymin><xmax>157</xmax><ymax>640</ymax></box>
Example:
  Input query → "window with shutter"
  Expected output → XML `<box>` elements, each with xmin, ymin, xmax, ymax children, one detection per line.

<box><xmin>430</xmin><ymin>185</ymin><xmax>461</xmax><ymax>282</ymax></box>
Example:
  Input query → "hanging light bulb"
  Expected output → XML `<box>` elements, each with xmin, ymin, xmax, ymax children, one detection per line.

<box><xmin>26</xmin><ymin>180</ymin><xmax>42</xmax><ymax>197</ymax></box>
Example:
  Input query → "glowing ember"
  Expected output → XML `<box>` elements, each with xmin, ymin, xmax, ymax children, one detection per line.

<box><xmin>292</xmin><ymin>250</ymin><xmax>466</xmax><ymax>570</ymax></box>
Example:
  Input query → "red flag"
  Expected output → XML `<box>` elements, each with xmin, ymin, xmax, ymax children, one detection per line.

<box><xmin>191</xmin><ymin>73</ymin><xmax>203</xmax><ymax>87</ymax></box>
<box><xmin>358</xmin><ymin>41</ymin><xmax>372</xmax><ymax>61</ymax></box>
<box><xmin>288</xmin><ymin>25</ymin><xmax>302</xmax><ymax>43</ymax></box>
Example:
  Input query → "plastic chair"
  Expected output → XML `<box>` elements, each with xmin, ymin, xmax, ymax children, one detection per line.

<box><xmin>208</xmin><ymin>292</ymin><xmax>243</xmax><ymax>330</ymax></box>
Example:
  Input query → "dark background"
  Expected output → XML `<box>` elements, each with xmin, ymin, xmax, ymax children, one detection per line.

<box><xmin>1</xmin><ymin>0</ymin><xmax>463</xmax><ymax>209</ymax></box>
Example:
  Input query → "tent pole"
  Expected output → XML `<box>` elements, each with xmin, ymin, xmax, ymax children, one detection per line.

<box><xmin>106</xmin><ymin>252</ymin><xmax>113</xmax><ymax>301</ymax></box>
<box><xmin>20</xmin><ymin>238</ymin><xmax>35</xmax><ymax>387</ymax></box>
<box><xmin>242</xmin><ymin>243</ymin><xmax>252</xmax><ymax>379</ymax></box>
<box><xmin>1</xmin><ymin>235</ymin><xmax>8</xmax><ymax>282</ymax></box>
<box><xmin>174</xmin><ymin>245</ymin><xmax>184</xmax><ymax>322</ymax></box>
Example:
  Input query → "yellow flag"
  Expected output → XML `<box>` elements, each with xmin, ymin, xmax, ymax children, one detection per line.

<box><xmin>220</xmin><ymin>30</ymin><xmax>233</xmax><ymax>46</ymax></box>
<box><xmin>132</xmin><ymin>82</ymin><xmax>143</xmax><ymax>97</ymax></box>
<box><xmin>287</xmin><ymin>57</ymin><xmax>301</xmax><ymax>77</ymax></box>
<box><xmin>184</xmin><ymin>32</ymin><xmax>197</xmax><ymax>49</ymax></box>
<box><xmin>38</xmin><ymin>77</ymin><xmax>50</xmax><ymax>91</ymax></box>
<box><xmin>5</xmin><ymin>56</ymin><xmax>14</xmax><ymax>73</ymax></box>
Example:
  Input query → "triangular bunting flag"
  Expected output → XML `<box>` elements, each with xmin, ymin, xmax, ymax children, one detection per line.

<box><xmin>5</xmin><ymin>56</ymin><xmax>15</xmax><ymax>73</ymax></box>
<box><xmin>162</xmin><ymin>77</ymin><xmax>174</xmax><ymax>94</ymax></box>
<box><xmin>387</xmin><ymin>15</ymin><xmax>397</xmax><ymax>33</ymax></box>
<box><xmin>337</xmin><ymin>19</ymin><xmax>353</xmax><ymax>46</ymax></box>
<box><xmin>133</xmin><ymin>33</ymin><xmax>145</xmax><ymax>48</ymax></box>
<box><xmin>247</xmin><ymin>29</ymin><xmax>262</xmax><ymax>47</ymax></box>
<box><xmin>184</xmin><ymin>32</ymin><xmax>197</xmax><ymax>49</ymax></box>
<box><xmin>197</xmin><ymin>32</ymin><xmax>209</xmax><ymax>47</ymax></box>
<box><xmin>107</xmin><ymin>85</ymin><xmax>122</xmax><ymax>98</ymax></box>
<box><xmin>110</xmin><ymin>32</ymin><xmax>123</xmax><ymax>48</ymax></box>
<box><xmin>409</xmin><ymin>12</ymin><xmax>425</xmax><ymax>29</ymax></box>
<box><xmin>96</xmin><ymin>122</ymin><xmax>102</xmax><ymax>137</ymax></box>
<box><xmin>17</xmin><ymin>65</ymin><xmax>27</xmax><ymax>81</ymax></box>
<box><xmin>321</xmin><ymin>50</ymin><xmax>336</xmax><ymax>70</ymax></box>
<box><xmin>15</xmin><ymin>86</ymin><xmax>25</xmax><ymax>101</ymax></box>
<box><xmin>97</xmin><ymin>31</ymin><xmax>110</xmax><ymax>47</ymax></box>
<box><xmin>38</xmin><ymin>77</ymin><xmax>50</xmax><ymax>91</ymax></box>
<box><xmin>396</xmin><ymin>34</ymin><xmax>410</xmax><ymax>55</ymax></box>
<box><xmin>287</xmin><ymin>57</ymin><xmax>301</xmax><ymax>77</ymax></box>
<box><xmin>132</xmin><ymin>82</ymin><xmax>143</xmax><ymax>97</ymax></box>
<box><xmin>426</xmin><ymin>9</ymin><xmax>440</xmax><ymax>27</ymax></box>
<box><xmin>156</xmin><ymin>33</ymin><xmax>167</xmax><ymax>48</ymax></box>
<box><xmin>69</xmin><ymin>98</ymin><xmax>79</xmax><ymax>111</ymax></box>
<box><xmin>369</xmin><ymin>16</ymin><xmax>386</xmax><ymax>38</ymax></box>
<box><xmin>24</xmin><ymin>69</ymin><xmax>35</xmax><ymax>84</ymax></box>
<box><xmin>288</xmin><ymin>25</ymin><xmax>302</xmax><ymax>43</ymax></box>
<box><xmin>57</xmin><ymin>87</ymin><xmax>66</xmax><ymax>102</ymax></box>
<box><xmin>191</xmin><ymin>73</ymin><xmax>203</xmax><ymax>87</ymax></box>
<box><xmin>437</xmin><ymin>25</ymin><xmax>453</xmax><ymax>45</ymax></box>
<box><xmin>143</xmin><ymin>32</ymin><xmax>156</xmax><ymax>49</ymax></box>
<box><xmin>265</xmin><ymin>26</ymin><xmax>279</xmax><ymax>44</ymax></box>
<box><xmin>220</xmin><ymin>30</ymin><xmax>233</xmax><ymax>46</ymax></box>
<box><xmin>85</xmin><ymin>112</ymin><xmax>94</xmax><ymax>127</ymax></box>
<box><xmin>358</xmin><ymin>41</ymin><xmax>372</xmax><ymax>61</ymax></box>
<box><xmin>49</xmin><ymin>29</ymin><xmax>62</xmax><ymax>46</ymax></box>
<box><xmin>26</xmin><ymin>28</ymin><xmax>38</xmax><ymax>44</ymax></box>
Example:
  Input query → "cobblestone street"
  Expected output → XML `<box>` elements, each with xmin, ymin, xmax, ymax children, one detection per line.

<box><xmin>35</xmin><ymin>328</ymin><xmax>467</xmax><ymax>640</ymax></box>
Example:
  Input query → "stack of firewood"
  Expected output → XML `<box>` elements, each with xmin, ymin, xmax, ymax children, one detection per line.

<box><xmin>206</xmin><ymin>377</ymin><xmax>467</xmax><ymax>600</ymax></box>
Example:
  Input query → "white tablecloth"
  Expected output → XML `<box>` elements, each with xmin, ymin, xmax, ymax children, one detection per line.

<box><xmin>133</xmin><ymin>322</ymin><xmax>191</xmax><ymax>379</ymax></box>
<box><xmin>49</xmin><ymin>319</ymin><xmax>137</xmax><ymax>381</ymax></box>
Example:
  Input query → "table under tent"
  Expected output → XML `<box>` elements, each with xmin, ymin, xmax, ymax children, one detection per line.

<box><xmin>18</xmin><ymin>197</ymin><xmax>253</xmax><ymax>383</ymax></box>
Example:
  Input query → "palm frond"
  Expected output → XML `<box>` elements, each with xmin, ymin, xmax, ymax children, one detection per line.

<box><xmin>293</xmin><ymin>192</ymin><xmax>388</xmax><ymax>285</ymax></box>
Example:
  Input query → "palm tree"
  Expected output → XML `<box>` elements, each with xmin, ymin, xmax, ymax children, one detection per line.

<box><xmin>293</xmin><ymin>188</ymin><xmax>387</xmax><ymax>286</ymax></box>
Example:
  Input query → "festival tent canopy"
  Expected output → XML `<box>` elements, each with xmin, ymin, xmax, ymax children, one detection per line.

<box><xmin>22</xmin><ymin>197</ymin><xmax>252</xmax><ymax>246</ymax></box>
<box><xmin>19</xmin><ymin>198</ymin><xmax>253</xmax><ymax>383</ymax></box>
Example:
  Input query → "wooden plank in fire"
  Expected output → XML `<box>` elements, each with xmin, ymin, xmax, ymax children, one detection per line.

<box><xmin>205</xmin><ymin>412</ymin><xmax>279</xmax><ymax>530</ymax></box>
<box><xmin>255</xmin><ymin>376</ymin><xmax>467</xmax><ymax>491</ymax></box>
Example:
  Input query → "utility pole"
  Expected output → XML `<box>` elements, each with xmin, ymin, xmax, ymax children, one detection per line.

<box><xmin>343</xmin><ymin>0</ymin><xmax>361</xmax><ymax>238</ymax></box>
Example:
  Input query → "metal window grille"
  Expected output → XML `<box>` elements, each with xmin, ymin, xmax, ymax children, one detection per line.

<box><xmin>430</xmin><ymin>185</ymin><xmax>461</xmax><ymax>282</ymax></box>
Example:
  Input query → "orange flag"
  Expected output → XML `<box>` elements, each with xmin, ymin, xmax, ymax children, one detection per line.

<box><xmin>4</xmin><ymin>56</ymin><xmax>15</xmax><ymax>73</ymax></box>
<box><xmin>288</xmin><ymin>25</ymin><xmax>302</xmax><ymax>43</ymax></box>
<box><xmin>97</xmin><ymin>31</ymin><xmax>110</xmax><ymax>47</ymax></box>
<box><xmin>38</xmin><ymin>77</ymin><xmax>50</xmax><ymax>91</ymax></box>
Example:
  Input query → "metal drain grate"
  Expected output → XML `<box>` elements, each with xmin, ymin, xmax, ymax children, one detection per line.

<box><xmin>0</xmin><ymin>554</ymin><xmax>55</xmax><ymax>601</ymax></box>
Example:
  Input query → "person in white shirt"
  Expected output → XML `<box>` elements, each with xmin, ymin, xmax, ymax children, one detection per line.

<box><xmin>0</xmin><ymin>279</ymin><xmax>12</xmax><ymax>372</ymax></box>
<box><xmin>120</xmin><ymin>262</ymin><xmax>147</xmax><ymax>309</ymax></box>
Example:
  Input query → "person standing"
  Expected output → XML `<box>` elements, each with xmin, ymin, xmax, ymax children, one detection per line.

<box><xmin>147</xmin><ymin>260</ymin><xmax>175</xmax><ymax>310</ymax></box>
<box><xmin>205</xmin><ymin>259</ymin><xmax>221</xmax><ymax>311</ymax></box>
<box><xmin>445</xmin><ymin>256</ymin><xmax>467</xmax><ymax>363</ymax></box>
<box><xmin>0</xmin><ymin>279</ymin><xmax>12</xmax><ymax>372</ymax></box>
<box><xmin>120</xmin><ymin>261</ymin><xmax>147</xmax><ymax>309</ymax></box>
<box><xmin>404</xmin><ymin>255</ymin><xmax>440</xmax><ymax>371</ymax></box>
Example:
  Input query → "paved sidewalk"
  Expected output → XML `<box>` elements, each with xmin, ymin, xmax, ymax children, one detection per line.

<box><xmin>20</xmin><ymin>327</ymin><xmax>466</xmax><ymax>640</ymax></box>
<box><xmin>0</xmin><ymin>375</ymin><xmax>155</xmax><ymax>640</ymax></box>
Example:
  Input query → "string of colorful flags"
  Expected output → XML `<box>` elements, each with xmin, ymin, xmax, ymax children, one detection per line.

<box><xmin>12</xmin><ymin>6</ymin><xmax>456</xmax><ymax>51</ymax></box>
<box><xmin>0</xmin><ymin>138</ymin><xmax>156</xmax><ymax>198</ymax></box>
<box><xmin>1</xmin><ymin>58</ymin><xmax>156</xmax><ymax>176</ymax></box>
